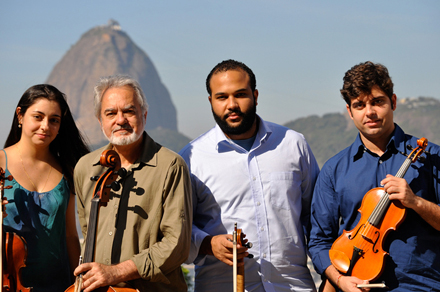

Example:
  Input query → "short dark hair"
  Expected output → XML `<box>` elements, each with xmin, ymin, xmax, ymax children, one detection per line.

<box><xmin>341</xmin><ymin>61</ymin><xmax>394</xmax><ymax>106</ymax></box>
<box><xmin>206</xmin><ymin>59</ymin><xmax>256</xmax><ymax>96</ymax></box>
<box><xmin>5</xmin><ymin>84</ymin><xmax>90</xmax><ymax>191</ymax></box>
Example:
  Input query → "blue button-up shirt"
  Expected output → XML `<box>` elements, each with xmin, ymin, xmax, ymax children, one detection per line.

<box><xmin>309</xmin><ymin>124</ymin><xmax>440</xmax><ymax>291</ymax></box>
<box><xmin>180</xmin><ymin>117</ymin><xmax>319</xmax><ymax>292</ymax></box>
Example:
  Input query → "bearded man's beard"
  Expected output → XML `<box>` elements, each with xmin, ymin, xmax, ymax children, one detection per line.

<box><xmin>212</xmin><ymin>103</ymin><xmax>257</xmax><ymax>137</ymax></box>
<box><xmin>102</xmin><ymin>124</ymin><xmax>142</xmax><ymax>146</ymax></box>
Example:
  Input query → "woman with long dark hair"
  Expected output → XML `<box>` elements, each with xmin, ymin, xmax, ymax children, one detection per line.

<box><xmin>1</xmin><ymin>84</ymin><xmax>89</xmax><ymax>291</ymax></box>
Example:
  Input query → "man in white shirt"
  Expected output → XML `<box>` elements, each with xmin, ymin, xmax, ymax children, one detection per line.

<box><xmin>179</xmin><ymin>59</ymin><xmax>319</xmax><ymax>291</ymax></box>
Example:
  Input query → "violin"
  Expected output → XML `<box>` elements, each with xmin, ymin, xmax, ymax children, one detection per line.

<box><xmin>65</xmin><ymin>150</ymin><xmax>137</xmax><ymax>292</ymax></box>
<box><xmin>232</xmin><ymin>223</ymin><xmax>252</xmax><ymax>292</ymax></box>
<box><xmin>0</xmin><ymin>168</ymin><xmax>31</xmax><ymax>292</ymax></box>
<box><xmin>329</xmin><ymin>137</ymin><xmax>429</xmax><ymax>282</ymax></box>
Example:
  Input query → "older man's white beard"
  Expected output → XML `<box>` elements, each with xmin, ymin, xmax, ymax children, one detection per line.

<box><xmin>102</xmin><ymin>126</ymin><xmax>142</xmax><ymax>146</ymax></box>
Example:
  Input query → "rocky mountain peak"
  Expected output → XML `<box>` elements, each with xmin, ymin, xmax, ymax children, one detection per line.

<box><xmin>46</xmin><ymin>20</ymin><xmax>177</xmax><ymax>147</ymax></box>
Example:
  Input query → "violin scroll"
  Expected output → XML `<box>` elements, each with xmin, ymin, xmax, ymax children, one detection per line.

<box><xmin>0</xmin><ymin>168</ymin><xmax>13</xmax><ymax>187</ymax></box>
<box><xmin>0</xmin><ymin>168</ymin><xmax>13</xmax><ymax>212</ymax></box>
<box><xmin>236</xmin><ymin>229</ymin><xmax>253</xmax><ymax>254</ymax></box>
<box><xmin>93</xmin><ymin>150</ymin><xmax>125</xmax><ymax>205</ymax></box>
<box><xmin>405</xmin><ymin>137</ymin><xmax>429</xmax><ymax>163</ymax></box>
<box><xmin>99</xmin><ymin>150</ymin><xmax>121</xmax><ymax>168</ymax></box>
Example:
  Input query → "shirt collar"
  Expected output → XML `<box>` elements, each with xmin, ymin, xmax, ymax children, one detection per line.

<box><xmin>351</xmin><ymin>123</ymin><xmax>405</xmax><ymax>161</ymax></box>
<box><xmin>215</xmin><ymin>115</ymin><xmax>272</xmax><ymax>153</ymax></box>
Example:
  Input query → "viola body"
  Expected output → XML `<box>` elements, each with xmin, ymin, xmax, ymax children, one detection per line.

<box><xmin>329</xmin><ymin>138</ymin><xmax>428</xmax><ymax>283</ymax></box>
<box><xmin>64</xmin><ymin>284</ymin><xmax>139</xmax><ymax>292</ymax></box>
<box><xmin>2</xmin><ymin>231</ymin><xmax>31</xmax><ymax>292</ymax></box>
<box><xmin>330</xmin><ymin>187</ymin><xmax>406</xmax><ymax>281</ymax></box>
<box><xmin>1</xmin><ymin>167</ymin><xmax>31</xmax><ymax>292</ymax></box>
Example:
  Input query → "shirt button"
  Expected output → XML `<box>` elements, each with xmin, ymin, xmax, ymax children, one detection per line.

<box><xmin>379</xmin><ymin>160</ymin><xmax>383</xmax><ymax>164</ymax></box>
<box><xmin>252</xmin><ymin>177</ymin><xmax>256</xmax><ymax>181</ymax></box>
<box><xmin>257</xmin><ymin>201</ymin><xmax>261</xmax><ymax>206</ymax></box>
<box><xmin>260</xmin><ymin>227</ymin><xmax>264</xmax><ymax>231</ymax></box>
<box><xmin>263</xmin><ymin>253</ymin><xmax>266</xmax><ymax>258</ymax></box>
<box><xmin>109</xmin><ymin>231</ymin><xmax>113</xmax><ymax>236</ymax></box>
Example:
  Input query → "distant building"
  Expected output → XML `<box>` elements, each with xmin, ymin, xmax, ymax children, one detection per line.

<box><xmin>107</xmin><ymin>19</ymin><xmax>121</xmax><ymax>31</ymax></box>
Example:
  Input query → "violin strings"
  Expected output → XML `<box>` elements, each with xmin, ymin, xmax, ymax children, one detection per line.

<box><xmin>355</xmin><ymin>156</ymin><xmax>413</xmax><ymax>258</ymax></box>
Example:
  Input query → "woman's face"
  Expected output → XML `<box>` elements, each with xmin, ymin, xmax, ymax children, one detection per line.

<box><xmin>17</xmin><ymin>98</ymin><xmax>62</xmax><ymax>148</ymax></box>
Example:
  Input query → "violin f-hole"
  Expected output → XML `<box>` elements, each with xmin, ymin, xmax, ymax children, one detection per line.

<box><xmin>348</xmin><ymin>223</ymin><xmax>365</xmax><ymax>240</ymax></box>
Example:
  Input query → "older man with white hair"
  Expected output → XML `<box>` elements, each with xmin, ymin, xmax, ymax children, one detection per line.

<box><xmin>73</xmin><ymin>75</ymin><xmax>192</xmax><ymax>292</ymax></box>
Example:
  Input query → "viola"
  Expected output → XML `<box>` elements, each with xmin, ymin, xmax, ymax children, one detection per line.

<box><xmin>0</xmin><ymin>168</ymin><xmax>31</xmax><ymax>292</ymax></box>
<box><xmin>329</xmin><ymin>138</ymin><xmax>429</xmax><ymax>282</ymax></box>
<box><xmin>232</xmin><ymin>223</ymin><xmax>252</xmax><ymax>292</ymax></box>
<box><xmin>65</xmin><ymin>150</ymin><xmax>137</xmax><ymax>292</ymax></box>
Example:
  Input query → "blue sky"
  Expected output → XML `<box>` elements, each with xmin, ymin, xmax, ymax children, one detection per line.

<box><xmin>1</xmin><ymin>1</ymin><xmax>439</xmax><ymax>143</ymax></box>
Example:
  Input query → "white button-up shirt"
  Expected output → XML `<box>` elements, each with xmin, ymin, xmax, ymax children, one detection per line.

<box><xmin>179</xmin><ymin>117</ymin><xmax>319</xmax><ymax>292</ymax></box>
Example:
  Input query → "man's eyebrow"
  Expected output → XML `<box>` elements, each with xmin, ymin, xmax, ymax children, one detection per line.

<box><xmin>122</xmin><ymin>104</ymin><xmax>136</xmax><ymax>110</ymax></box>
<box><xmin>103</xmin><ymin>107</ymin><xmax>116</xmax><ymax>113</ymax></box>
<box><xmin>103</xmin><ymin>105</ymin><xmax>136</xmax><ymax>112</ymax></box>
<box><xmin>214</xmin><ymin>88</ymin><xmax>247</xmax><ymax>97</ymax></box>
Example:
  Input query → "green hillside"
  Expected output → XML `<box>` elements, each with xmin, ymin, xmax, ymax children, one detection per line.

<box><xmin>285</xmin><ymin>97</ymin><xmax>440</xmax><ymax>167</ymax></box>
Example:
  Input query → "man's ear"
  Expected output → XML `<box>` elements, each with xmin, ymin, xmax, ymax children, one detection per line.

<box><xmin>208</xmin><ymin>95</ymin><xmax>212</xmax><ymax>104</ymax></box>
<box><xmin>346</xmin><ymin>104</ymin><xmax>354</xmax><ymax>120</ymax></box>
<box><xmin>391</xmin><ymin>94</ymin><xmax>397</xmax><ymax>110</ymax></box>
<box><xmin>253</xmin><ymin>89</ymin><xmax>259</xmax><ymax>106</ymax></box>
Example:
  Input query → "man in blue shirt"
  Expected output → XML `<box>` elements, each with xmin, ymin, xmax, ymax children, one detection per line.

<box><xmin>179</xmin><ymin>59</ymin><xmax>319</xmax><ymax>291</ymax></box>
<box><xmin>309</xmin><ymin>61</ymin><xmax>440</xmax><ymax>291</ymax></box>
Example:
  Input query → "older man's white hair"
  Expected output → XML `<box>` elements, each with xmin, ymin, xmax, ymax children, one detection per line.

<box><xmin>93</xmin><ymin>75</ymin><xmax>149</xmax><ymax>120</ymax></box>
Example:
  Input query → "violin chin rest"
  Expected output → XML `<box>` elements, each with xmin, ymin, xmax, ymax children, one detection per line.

<box><xmin>329</xmin><ymin>249</ymin><xmax>350</xmax><ymax>274</ymax></box>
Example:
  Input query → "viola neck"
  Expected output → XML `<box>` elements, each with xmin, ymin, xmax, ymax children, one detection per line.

<box><xmin>394</xmin><ymin>156</ymin><xmax>412</xmax><ymax>179</ymax></box>
<box><xmin>83</xmin><ymin>196</ymin><xmax>101</xmax><ymax>264</ymax></box>
<box><xmin>367</xmin><ymin>156</ymin><xmax>412</xmax><ymax>227</ymax></box>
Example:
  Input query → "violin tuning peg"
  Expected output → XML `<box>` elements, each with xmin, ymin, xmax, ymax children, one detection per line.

<box><xmin>418</xmin><ymin>156</ymin><xmax>426</xmax><ymax>163</ymax></box>
<box><xmin>117</xmin><ymin>168</ymin><xmax>127</xmax><ymax>178</ymax></box>
<box><xmin>406</xmin><ymin>144</ymin><xmax>413</xmax><ymax>151</ymax></box>
<box><xmin>90</xmin><ymin>176</ymin><xmax>100</xmax><ymax>181</ymax></box>
<box><xmin>246</xmin><ymin>254</ymin><xmax>254</xmax><ymax>259</ymax></box>
<box><xmin>244</xmin><ymin>242</ymin><xmax>253</xmax><ymax>249</ymax></box>
<box><xmin>110</xmin><ymin>181</ymin><xmax>121</xmax><ymax>192</ymax></box>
